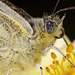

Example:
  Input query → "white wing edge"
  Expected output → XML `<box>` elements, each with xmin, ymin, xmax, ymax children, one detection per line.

<box><xmin>0</xmin><ymin>1</ymin><xmax>33</xmax><ymax>35</ymax></box>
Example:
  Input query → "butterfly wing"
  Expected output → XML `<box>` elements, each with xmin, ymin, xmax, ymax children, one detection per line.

<box><xmin>0</xmin><ymin>0</ymin><xmax>33</xmax><ymax>35</ymax></box>
<box><xmin>1</xmin><ymin>0</ymin><xmax>32</xmax><ymax>19</ymax></box>
<box><xmin>0</xmin><ymin>1</ymin><xmax>33</xmax><ymax>73</ymax></box>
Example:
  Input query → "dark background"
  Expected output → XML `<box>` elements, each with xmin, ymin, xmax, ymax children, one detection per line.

<box><xmin>9</xmin><ymin>0</ymin><xmax>75</xmax><ymax>41</ymax></box>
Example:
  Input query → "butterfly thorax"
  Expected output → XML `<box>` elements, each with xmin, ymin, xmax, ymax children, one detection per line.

<box><xmin>26</xmin><ymin>16</ymin><xmax>64</xmax><ymax>63</ymax></box>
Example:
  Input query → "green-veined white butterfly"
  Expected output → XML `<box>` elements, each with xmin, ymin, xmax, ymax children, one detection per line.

<box><xmin>0</xmin><ymin>0</ymin><xmax>75</xmax><ymax>75</ymax></box>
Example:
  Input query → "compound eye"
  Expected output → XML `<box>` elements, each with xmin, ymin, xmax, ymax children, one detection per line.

<box><xmin>46</xmin><ymin>20</ymin><xmax>57</xmax><ymax>33</ymax></box>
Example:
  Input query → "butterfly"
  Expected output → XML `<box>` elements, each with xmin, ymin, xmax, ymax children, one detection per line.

<box><xmin>0</xmin><ymin>0</ymin><xmax>75</xmax><ymax>75</ymax></box>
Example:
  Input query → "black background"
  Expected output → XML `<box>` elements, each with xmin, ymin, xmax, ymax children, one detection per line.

<box><xmin>9</xmin><ymin>0</ymin><xmax>75</xmax><ymax>41</ymax></box>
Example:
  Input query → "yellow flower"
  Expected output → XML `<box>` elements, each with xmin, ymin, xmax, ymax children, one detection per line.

<box><xmin>45</xmin><ymin>36</ymin><xmax>75</xmax><ymax>75</ymax></box>
<box><xmin>9</xmin><ymin>35</ymin><xmax>75</xmax><ymax>75</ymax></box>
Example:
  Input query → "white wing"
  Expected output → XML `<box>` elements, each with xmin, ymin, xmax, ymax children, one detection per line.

<box><xmin>0</xmin><ymin>1</ymin><xmax>33</xmax><ymax>35</ymax></box>
<box><xmin>0</xmin><ymin>3</ymin><xmax>30</xmax><ymax>74</ymax></box>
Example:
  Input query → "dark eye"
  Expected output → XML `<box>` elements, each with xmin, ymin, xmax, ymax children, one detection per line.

<box><xmin>46</xmin><ymin>20</ymin><xmax>57</xmax><ymax>33</ymax></box>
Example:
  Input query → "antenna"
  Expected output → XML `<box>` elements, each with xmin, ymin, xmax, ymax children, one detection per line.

<box><xmin>53</xmin><ymin>0</ymin><xmax>60</xmax><ymax>14</ymax></box>
<box><xmin>54</xmin><ymin>6</ymin><xmax>75</xmax><ymax>16</ymax></box>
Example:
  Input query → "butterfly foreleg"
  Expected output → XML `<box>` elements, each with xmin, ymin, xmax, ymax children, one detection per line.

<box><xmin>7</xmin><ymin>69</ymin><xmax>19</xmax><ymax>75</ymax></box>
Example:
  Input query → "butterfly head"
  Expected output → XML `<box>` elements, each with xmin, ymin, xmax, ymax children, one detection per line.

<box><xmin>43</xmin><ymin>13</ymin><xmax>65</xmax><ymax>39</ymax></box>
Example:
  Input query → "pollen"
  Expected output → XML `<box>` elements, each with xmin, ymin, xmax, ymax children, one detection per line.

<box><xmin>45</xmin><ymin>67</ymin><xmax>50</xmax><ymax>73</ymax></box>
<box><xmin>53</xmin><ymin>60</ymin><xmax>59</xmax><ymax>65</ymax></box>
<box><xmin>66</xmin><ymin>54</ymin><xmax>70</xmax><ymax>58</ymax></box>
<box><xmin>66</xmin><ymin>44</ymin><xmax>74</xmax><ymax>53</ymax></box>
<box><xmin>49</xmin><ymin>65</ymin><xmax>56</xmax><ymax>70</ymax></box>
<box><xmin>51</xmin><ymin>52</ymin><xmax>57</xmax><ymax>59</ymax></box>
<box><xmin>62</xmin><ymin>57</ymin><xmax>66</xmax><ymax>62</ymax></box>
<box><xmin>45</xmin><ymin>44</ymin><xmax>75</xmax><ymax>75</ymax></box>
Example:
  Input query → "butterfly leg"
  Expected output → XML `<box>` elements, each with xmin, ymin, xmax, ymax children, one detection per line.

<box><xmin>36</xmin><ymin>63</ymin><xmax>43</xmax><ymax>75</ymax></box>
<box><xmin>7</xmin><ymin>69</ymin><xmax>19</xmax><ymax>75</ymax></box>
<box><xmin>43</xmin><ymin>44</ymin><xmax>75</xmax><ymax>68</ymax></box>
